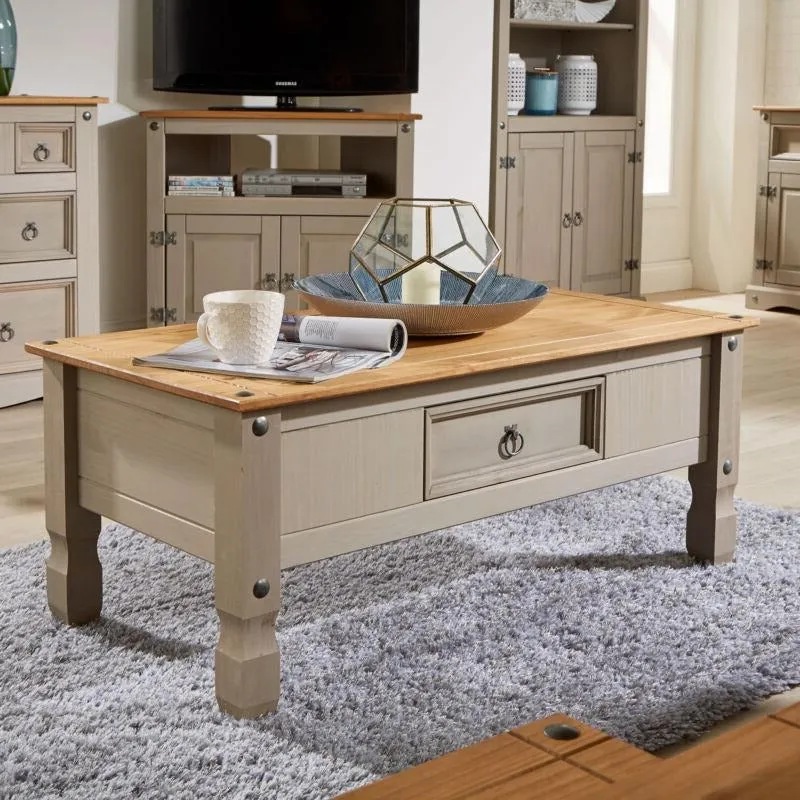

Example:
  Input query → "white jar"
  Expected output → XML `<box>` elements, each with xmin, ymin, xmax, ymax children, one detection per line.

<box><xmin>507</xmin><ymin>53</ymin><xmax>526</xmax><ymax>116</ymax></box>
<box><xmin>555</xmin><ymin>54</ymin><xmax>598</xmax><ymax>116</ymax></box>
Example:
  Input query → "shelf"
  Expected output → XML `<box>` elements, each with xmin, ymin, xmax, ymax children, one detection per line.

<box><xmin>164</xmin><ymin>195</ymin><xmax>385</xmax><ymax>216</ymax></box>
<box><xmin>510</xmin><ymin>19</ymin><xmax>634</xmax><ymax>31</ymax></box>
<box><xmin>508</xmin><ymin>115</ymin><xmax>638</xmax><ymax>133</ymax></box>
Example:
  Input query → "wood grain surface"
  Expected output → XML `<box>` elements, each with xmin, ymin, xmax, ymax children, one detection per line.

<box><xmin>25</xmin><ymin>291</ymin><xmax>758</xmax><ymax>413</ymax></box>
<box><xmin>341</xmin><ymin>703</ymin><xmax>800</xmax><ymax>799</ymax></box>
<box><xmin>0</xmin><ymin>97</ymin><xmax>108</xmax><ymax>106</ymax></box>
<box><xmin>139</xmin><ymin>109</ymin><xmax>421</xmax><ymax>122</ymax></box>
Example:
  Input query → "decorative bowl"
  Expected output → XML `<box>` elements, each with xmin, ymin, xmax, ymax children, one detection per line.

<box><xmin>293</xmin><ymin>271</ymin><xmax>549</xmax><ymax>336</ymax></box>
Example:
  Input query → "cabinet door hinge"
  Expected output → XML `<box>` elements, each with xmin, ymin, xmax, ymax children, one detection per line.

<box><xmin>627</xmin><ymin>151</ymin><xmax>643</xmax><ymax>164</ymax></box>
<box><xmin>149</xmin><ymin>230</ymin><xmax>178</xmax><ymax>246</ymax></box>
<box><xmin>624</xmin><ymin>259</ymin><xmax>640</xmax><ymax>271</ymax></box>
<box><xmin>149</xmin><ymin>306</ymin><xmax>178</xmax><ymax>323</ymax></box>
<box><xmin>499</xmin><ymin>156</ymin><xmax>517</xmax><ymax>170</ymax></box>
<box><xmin>758</xmin><ymin>185</ymin><xmax>777</xmax><ymax>199</ymax></box>
<box><xmin>754</xmin><ymin>259</ymin><xmax>773</xmax><ymax>271</ymax></box>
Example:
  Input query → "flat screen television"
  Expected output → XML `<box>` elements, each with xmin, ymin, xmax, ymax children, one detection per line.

<box><xmin>152</xmin><ymin>0</ymin><xmax>420</xmax><ymax>110</ymax></box>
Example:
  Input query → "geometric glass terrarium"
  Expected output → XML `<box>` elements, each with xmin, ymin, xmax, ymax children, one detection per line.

<box><xmin>349</xmin><ymin>198</ymin><xmax>502</xmax><ymax>305</ymax></box>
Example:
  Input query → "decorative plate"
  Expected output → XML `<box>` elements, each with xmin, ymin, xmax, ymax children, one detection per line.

<box><xmin>575</xmin><ymin>0</ymin><xmax>616</xmax><ymax>23</ymax></box>
<box><xmin>294</xmin><ymin>271</ymin><xmax>549</xmax><ymax>337</ymax></box>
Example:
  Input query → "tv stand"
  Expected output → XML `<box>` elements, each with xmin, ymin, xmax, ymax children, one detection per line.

<box><xmin>141</xmin><ymin>108</ymin><xmax>420</xmax><ymax>326</ymax></box>
<box><xmin>209</xmin><ymin>96</ymin><xmax>363</xmax><ymax>113</ymax></box>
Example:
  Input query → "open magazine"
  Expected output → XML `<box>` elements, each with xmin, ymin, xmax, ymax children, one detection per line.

<box><xmin>133</xmin><ymin>314</ymin><xmax>408</xmax><ymax>383</ymax></box>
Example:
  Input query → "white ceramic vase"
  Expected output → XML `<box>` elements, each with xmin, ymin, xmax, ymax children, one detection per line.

<box><xmin>555</xmin><ymin>54</ymin><xmax>598</xmax><ymax>116</ymax></box>
<box><xmin>507</xmin><ymin>53</ymin><xmax>526</xmax><ymax>117</ymax></box>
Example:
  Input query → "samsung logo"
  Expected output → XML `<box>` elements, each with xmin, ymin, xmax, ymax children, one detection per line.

<box><xmin>275</xmin><ymin>81</ymin><xmax>298</xmax><ymax>86</ymax></box>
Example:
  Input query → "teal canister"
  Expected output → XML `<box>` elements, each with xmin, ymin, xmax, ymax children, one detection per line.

<box><xmin>524</xmin><ymin>68</ymin><xmax>559</xmax><ymax>115</ymax></box>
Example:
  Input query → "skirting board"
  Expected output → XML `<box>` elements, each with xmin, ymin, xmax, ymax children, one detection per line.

<box><xmin>640</xmin><ymin>259</ymin><xmax>694</xmax><ymax>294</ymax></box>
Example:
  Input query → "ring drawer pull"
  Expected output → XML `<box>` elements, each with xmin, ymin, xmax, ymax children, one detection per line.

<box><xmin>573</xmin><ymin>211</ymin><xmax>584</xmax><ymax>227</ymax></box>
<box><xmin>562</xmin><ymin>212</ymin><xmax>573</xmax><ymax>229</ymax></box>
<box><xmin>0</xmin><ymin>323</ymin><xmax>14</xmax><ymax>343</ymax></box>
<box><xmin>33</xmin><ymin>143</ymin><xmax>51</xmax><ymax>162</ymax></box>
<box><xmin>21</xmin><ymin>222</ymin><xmax>39</xmax><ymax>242</ymax></box>
<box><xmin>261</xmin><ymin>273</ymin><xmax>278</xmax><ymax>291</ymax></box>
<box><xmin>499</xmin><ymin>424</ymin><xmax>525</xmax><ymax>459</ymax></box>
<box><xmin>280</xmin><ymin>272</ymin><xmax>296</xmax><ymax>292</ymax></box>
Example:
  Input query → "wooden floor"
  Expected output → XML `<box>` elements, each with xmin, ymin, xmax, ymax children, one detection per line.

<box><xmin>1</xmin><ymin>291</ymin><xmax>798</xmax><ymax>750</ymax></box>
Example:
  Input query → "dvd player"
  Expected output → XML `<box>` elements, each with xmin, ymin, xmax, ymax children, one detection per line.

<box><xmin>240</xmin><ymin>184</ymin><xmax>366</xmax><ymax>197</ymax></box>
<box><xmin>240</xmin><ymin>168</ymin><xmax>367</xmax><ymax>187</ymax></box>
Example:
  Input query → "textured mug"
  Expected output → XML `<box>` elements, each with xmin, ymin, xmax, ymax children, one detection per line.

<box><xmin>197</xmin><ymin>289</ymin><xmax>285</xmax><ymax>365</ymax></box>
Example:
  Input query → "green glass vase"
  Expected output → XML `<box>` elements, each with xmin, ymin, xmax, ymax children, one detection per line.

<box><xmin>0</xmin><ymin>0</ymin><xmax>16</xmax><ymax>96</ymax></box>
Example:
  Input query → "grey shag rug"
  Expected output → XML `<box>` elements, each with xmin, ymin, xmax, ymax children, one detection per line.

<box><xmin>1</xmin><ymin>476</ymin><xmax>798</xmax><ymax>800</ymax></box>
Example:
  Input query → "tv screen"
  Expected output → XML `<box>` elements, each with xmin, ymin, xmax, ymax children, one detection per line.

<box><xmin>153</xmin><ymin>0</ymin><xmax>420</xmax><ymax>98</ymax></box>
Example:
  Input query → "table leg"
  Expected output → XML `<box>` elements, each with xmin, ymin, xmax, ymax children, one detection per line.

<box><xmin>687</xmin><ymin>332</ymin><xmax>744</xmax><ymax>564</ymax></box>
<box><xmin>43</xmin><ymin>361</ymin><xmax>103</xmax><ymax>625</ymax></box>
<box><xmin>213</xmin><ymin>409</ymin><xmax>282</xmax><ymax>718</ymax></box>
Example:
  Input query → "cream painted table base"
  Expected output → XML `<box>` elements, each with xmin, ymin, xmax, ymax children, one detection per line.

<box><xmin>27</xmin><ymin>292</ymin><xmax>757</xmax><ymax>718</ymax></box>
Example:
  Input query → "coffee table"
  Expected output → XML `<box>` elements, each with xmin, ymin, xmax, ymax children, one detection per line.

<box><xmin>26</xmin><ymin>291</ymin><xmax>757</xmax><ymax>718</ymax></box>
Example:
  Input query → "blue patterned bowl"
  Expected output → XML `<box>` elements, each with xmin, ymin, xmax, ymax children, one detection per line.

<box><xmin>294</xmin><ymin>271</ymin><xmax>549</xmax><ymax>336</ymax></box>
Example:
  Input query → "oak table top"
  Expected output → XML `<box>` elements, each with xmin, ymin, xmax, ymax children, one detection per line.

<box><xmin>25</xmin><ymin>291</ymin><xmax>758</xmax><ymax>413</ymax></box>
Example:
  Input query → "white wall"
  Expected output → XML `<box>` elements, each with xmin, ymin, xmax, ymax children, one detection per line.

<box><xmin>11</xmin><ymin>0</ymin><xmax>494</xmax><ymax>331</ymax></box>
<box><xmin>690</xmin><ymin>0</ymin><xmax>768</xmax><ymax>293</ymax></box>
<box><xmin>765</xmin><ymin>0</ymin><xmax>800</xmax><ymax>104</ymax></box>
<box><xmin>411</xmin><ymin>0</ymin><xmax>494</xmax><ymax>217</ymax></box>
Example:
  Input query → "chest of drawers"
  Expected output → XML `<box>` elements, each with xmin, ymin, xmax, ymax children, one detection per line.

<box><xmin>0</xmin><ymin>96</ymin><xmax>105</xmax><ymax>408</ymax></box>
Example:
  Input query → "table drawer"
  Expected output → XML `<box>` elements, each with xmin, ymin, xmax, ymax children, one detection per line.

<box><xmin>425</xmin><ymin>378</ymin><xmax>604</xmax><ymax>499</ymax></box>
<box><xmin>0</xmin><ymin>280</ymin><xmax>75</xmax><ymax>374</ymax></box>
<box><xmin>15</xmin><ymin>123</ymin><xmax>75</xmax><ymax>173</ymax></box>
<box><xmin>0</xmin><ymin>193</ymin><xmax>75</xmax><ymax>263</ymax></box>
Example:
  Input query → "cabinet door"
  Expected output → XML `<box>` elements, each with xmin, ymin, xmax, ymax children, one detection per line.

<box><xmin>765</xmin><ymin>172</ymin><xmax>800</xmax><ymax>288</ymax></box>
<box><xmin>505</xmin><ymin>132</ymin><xmax>573</xmax><ymax>288</ymax></box>
<box><xmin>280</xmin><ymin>215</ymin><xmax>367</xmax><ymax>311</ymax></box>
<box><xmin>166</xmin><ymin>215</ymin><xmax>281</xmax><ymax>324</ymax></box>
<box><xmin>571</xmin><ymin>131</ymin><xmax>635</xmax><ymax>295</ymax></box>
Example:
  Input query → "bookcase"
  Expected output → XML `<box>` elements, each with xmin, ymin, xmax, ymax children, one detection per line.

<box><xmin>142</xmin><ymin>109</ymin><xmax>418</xmax><ymax>326</ymax></box>
<box><xmin>490</xmin><ymin>0</ymin><xmax>648</xmax><ymax>297</ymax></box>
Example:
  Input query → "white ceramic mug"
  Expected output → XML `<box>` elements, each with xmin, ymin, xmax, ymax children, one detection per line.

<box><xmin>197</xmin><ymin>290</ymin><xmax>285</xmax><ymax>365</ymax></box>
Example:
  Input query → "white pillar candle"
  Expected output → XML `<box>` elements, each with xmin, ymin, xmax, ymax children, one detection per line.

<box><xmin>402</xmin><ymin>262</ymin><xmax>441</xmax><ymax>305</ymax></box>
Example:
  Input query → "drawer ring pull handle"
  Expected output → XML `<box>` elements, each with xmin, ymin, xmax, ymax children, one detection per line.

<box><xmin>21</xmin><ymin>222</ymin><xmax>39</xmax><ymax>242</ymax></box>
<box><xmin>562</xmin><ymin>212</ymin><xmax>573</xmax><ymax>229</ymax></box>
<box><xmin>573</xmin><ymin>211</ymin><xmax>584</xmax><ymax>227</ymax></box>
<box><xmin>261</xmin><ymin>273</ymin><xmax>278</xmax><ymax>291</ymax></box>
<box><xmin>0</xmin><ymin>322</ymin><xmax>14</xmax><ymax>343</ymax></box>
<box><xmin>499</xmin><ymin>424</ymin><xmax>525</xmax><ymax>460</ymax></box>
<box><xmin>33</xmin><ymin>143</ymin><xmax>51</xmax><ymax>162</ymax></box>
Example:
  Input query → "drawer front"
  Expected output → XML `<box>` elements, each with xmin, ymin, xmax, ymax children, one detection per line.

<box><xmin>425</xmin><ymin>378</ymin><xmax>604</xmax><ymax>499</ymax></box>
<box><xmin>0</xmin><ymin>280</ymin><xmax>75</xmax><ymax>374</ymax></box>
<box><xmin>0</xmin><ymin>193</ymin><xmax>75</xmax><ymax>263</ymax></box>
<box><xmin>16</xmin><ymin>123</ymin><xmax>75</xmax><ymax>173</ymax></box>
<box><xmin>282</xmin><ymin>409</ymin><xmax>424</xmax><ymax>533</ymax></box>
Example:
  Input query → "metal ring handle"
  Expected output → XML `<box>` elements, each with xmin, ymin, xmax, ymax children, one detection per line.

<box><xmin>0</xmin><ymin>322</ymin><xmax>14</xmax><ymax>343</ymax></box>
<box><xmin>280</xmin><ymin>272</ymin><xmax>296</xmax><ymax>292</ymax></box>
<box><xmin>573</xmin><ymin>211</ymin><xmax>584</xmax><ymax>227</ymax></box>
<box><xmin>499</xmin><ymin>424</ymin><xmax>525</xmax><ymax>460</ymax></box>
<box><xmin>261</xmin><ymin>273</ymin><xmax>278</xmax><ymax>291</ymax></box>
<box><xmin>33</xmin><ymin>143</ymin><xmax>50</xmax><ymax>162</ymax></box>
<box><xmin>562</xmin><ymin>212</ymin><xmax>573</xmax><ymax>229</ymax></box>
<box><xmin>21</xmin><ymin>222</ymin><xmax>39</xmax><ymax>242</ymax></box>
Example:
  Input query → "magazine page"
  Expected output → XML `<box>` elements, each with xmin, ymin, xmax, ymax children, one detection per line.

<box><xmin>133</xmin><ymin>336</ymin><xmax>403</xmax><ymax>384</ymax></box>
<box><xmin>280</xmin><ymin>315</ymin><xmax>407</xmax><ymax>357</ymax></box>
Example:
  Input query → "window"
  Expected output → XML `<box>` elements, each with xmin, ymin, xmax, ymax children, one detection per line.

<box><xmin>644</xmin><ymin>0</ymin><xmax>678</xmax><ymax>196</ymax></box>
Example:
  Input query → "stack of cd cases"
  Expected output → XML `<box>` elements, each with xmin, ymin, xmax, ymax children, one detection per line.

<box><xmin>239</xmin><ymin>168</ymin><xmax>367</xmax><ymax>197</ymax></box>
<box><xmin>168</xmin><ymin>176</ymin><xmax>235</xmax><ymax>197</ymax></box>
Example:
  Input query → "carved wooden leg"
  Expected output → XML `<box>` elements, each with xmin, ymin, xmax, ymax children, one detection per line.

<box><xmin>687</xmin><ymin>332</ymin><xmax>744</xmax><ymax>564</ymax></box>
<box><xmin>213</xmin><ymin>409</ymin><xmax>281</xmax><ymax>718</ymax></box>
<box><xmin>43</xmin><ymin>361</ymin><xmax>103</xmax><ymax>625</ymax></box>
